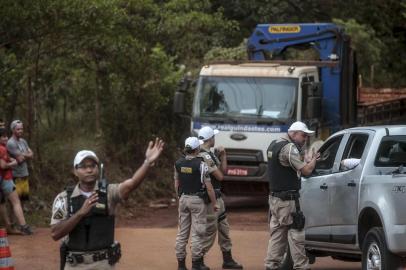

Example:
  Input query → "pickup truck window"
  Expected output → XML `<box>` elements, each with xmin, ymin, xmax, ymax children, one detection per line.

<box><xmin>339</xmin><ymin>133</ymin><xmax>369</xmax><ymax>171</ymax></box>
<box><xmin>375</xmin><ymin>135</ymin><xmax>406</xmax><ymax>167</ymax></box>
<box><xmin>315</xmin><ymin>135</ymin><xmax>343</xmax><ymax>174</ymax></box>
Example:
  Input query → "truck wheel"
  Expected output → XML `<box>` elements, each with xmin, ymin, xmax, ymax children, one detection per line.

<box><xmin>279</xmin><ymin>246</ymin><xmax>294</xmax><ymax>270</ymax></box>
<box><xmin>362</xmin><ymin>227</ymin><xmax>401</xmax><ymax>270</ymax></box>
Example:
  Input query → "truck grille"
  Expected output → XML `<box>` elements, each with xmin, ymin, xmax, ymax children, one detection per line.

<box><xmin>226</xmin><ymin>149</ymin><xmax>264</xmax><ymax>166</ymax></box>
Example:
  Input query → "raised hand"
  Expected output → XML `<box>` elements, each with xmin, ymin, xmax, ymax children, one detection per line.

<box><xmin>145</xmin><ymin>138</ymin><xmax>165</xmax><ymax>164</ymax></box>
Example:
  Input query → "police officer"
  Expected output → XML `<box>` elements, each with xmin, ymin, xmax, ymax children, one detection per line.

<box><xmin>51</xmin><ymin>138</ymin><xmax>164</xmax><ymax>270</ymax></box>
<box><xmin>198</xmin><ymin>126</ymin><xmax>243</xmax><ymax>269</ymax></box>
<box><xmin>175</xmin><ymin>137</ymin><xmax>218</xmax><ymax>270</ymax></box>
<box><xmin>264</xmin><ymin>122</ymin><xmax>319</xmax><ymax>270</ymax></box>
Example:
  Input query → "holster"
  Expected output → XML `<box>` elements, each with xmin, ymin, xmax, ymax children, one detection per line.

<box><xmin>214</xmin><ymin>189</ymin><xmax>222</xmax><ymax>199</ymax></box>
<box><xmin>271</xmin><ymin>190</ymin><xmax>300</xmax><ymax>201</ymax></box>
<box><xmin>197</xmin><ymin>190</ymin><xmax>211</xmax><ymax>204</ymax></box>
<box><xmin>108</xmin><ymin>241</ymin><xmax>121</xmax><ymax>265</ymax></box>
<box><xmin>290</xmin><ymin>197</ymin><xmax>305</xmax><ymax>231</ymax></box>
<box><xmin>60</xmin><ymin>242</ymin><xmax>68</xmax><ymax>270</ymax></box>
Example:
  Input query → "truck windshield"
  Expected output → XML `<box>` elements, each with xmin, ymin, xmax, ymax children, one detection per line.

<box><xmin>375</xmin><ymin>135</ymin><xmax>406</xmax><ymax>167</ymax></box>
<box><xmin>194</xmin><ymin>76</ymin><xmax>297</xmax><ymax>122</ymax></box>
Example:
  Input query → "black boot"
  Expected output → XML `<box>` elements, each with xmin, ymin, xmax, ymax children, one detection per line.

<box><xmin>222</xmin><ymin>251</ymin><xmax>243</xmax><ymax>269</ymax></box>
<box><xmin>178</xmin><ymin>258</ymin><xmax>188</xmax><ymax>270</ymax></box>
<box><xmin>192</xmin><ymin>257</ymin><xmax>210</xmax><ymax>270</ymax></box>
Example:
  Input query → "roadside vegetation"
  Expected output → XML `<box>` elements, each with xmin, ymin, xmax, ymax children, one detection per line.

<box><xmin>0</xmin><ymin>0</ymin><xmax>405</xmax><ymax>225</ymax></box>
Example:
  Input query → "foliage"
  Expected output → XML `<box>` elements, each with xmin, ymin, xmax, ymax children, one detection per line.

<box><xmin>333</xmin><ymin>19</ymin><xmax>385</xmax><ymax>86</ymax></box>
<box><xmin>0</xmin><ymin>0</ymin><xmax>405</xmax><ymax>224</ymax></box>
<box><xmin>204</xmin><ymin>40</ymin><xmax>247</xmax><ymax>62</ymax></box>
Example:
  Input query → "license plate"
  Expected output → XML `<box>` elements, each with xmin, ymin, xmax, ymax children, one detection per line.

<box><xmin>227</xmin><ymin>168</ymin><xmax>248</xmax><ymax>176</ymax></box>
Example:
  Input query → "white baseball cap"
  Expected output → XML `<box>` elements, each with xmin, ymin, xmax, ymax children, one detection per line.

<box><xmin>198</xmin><ymin>126</ymin><xmax>219</xmax><ymax>141</ymax></box>
<box><xmin>184</xmin><ymin>137</ymin><xmax>202</xmax><ymax>150</ymax></box>
<box><xmin>74</xmin><ymin>150</ymin><xmax>99</xmax><ymax>168</ymax></box>
<box><xmin>288</xmin><ymin>121</ymin><xmax>315</xmax><ymax>135</ymax></box>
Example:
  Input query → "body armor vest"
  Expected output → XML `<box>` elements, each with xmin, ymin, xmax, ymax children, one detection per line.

<box><xmin>66</xmin><ymin>185</ymin><xmax>114</xmax><ymax>251</ymax></box>
<box><xmin>268</xmin><ymin>140</ymin><xmax>301</xmax><ymax>192</ymax></box>
<box><xmin>201</xmin><ymin>149</ymin><xmax>221</xmax><ymax>189</ymax></box>
<box><xmin>175</xmin><ymin>157</ymin><xmax>204</xmax><ymax>194</ymax></box>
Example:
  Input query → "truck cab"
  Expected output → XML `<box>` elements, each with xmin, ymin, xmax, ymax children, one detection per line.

<box><xmin>191</xmin><ymin>63</ymin><xmax>321</xmax><ymax>195</ymax></box>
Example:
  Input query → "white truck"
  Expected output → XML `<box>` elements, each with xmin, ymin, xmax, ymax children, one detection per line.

<box><xmin>280</xmin><ymin>125</ymin><xmax>406</xmax><ymax>270</ymax></box>
<box><xmin>173</xmin><ymin>23</ymin><xmax>359</xmax><ymax>196</ymax></box>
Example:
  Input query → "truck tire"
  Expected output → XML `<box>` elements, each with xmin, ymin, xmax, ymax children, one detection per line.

<box><xmin>279</xmin><ymin>246</ymin><xmax>294</xmax><ymax>270</ymax></box>
<box><xmin>362</xmin><ymin>227</ymin><xmax>402</xmax><ymax>270</ymax></box>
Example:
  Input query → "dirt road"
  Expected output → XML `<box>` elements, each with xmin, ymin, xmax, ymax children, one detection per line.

<box><xmin>8</xmin><ymin>197</ymin><xmax>362</xmax><ymax>269</ymax></box>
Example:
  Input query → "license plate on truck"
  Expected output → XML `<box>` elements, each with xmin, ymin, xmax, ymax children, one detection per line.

<box><xmin>227</xmin><ymin>167</ymin><xmax>248</xmax><ymax>176</ymax></box>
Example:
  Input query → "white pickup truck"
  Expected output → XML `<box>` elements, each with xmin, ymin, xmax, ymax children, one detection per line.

<box><xmin>282</xmin><ymin>125</ymin><xmax>406</xmax><ymax>270</ymax></box>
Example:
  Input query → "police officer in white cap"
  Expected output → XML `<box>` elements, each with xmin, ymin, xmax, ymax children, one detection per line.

<box><xmin>51</xmin><ymin>138</ymin><xmax>164</xmax><ymax>270</ymax></box>
<box><xmin>198</xmin><ymin>126</ymin><xmax>243</xmax><ymax>269</ymax></box>
<box><xmin>174</xmin><ymin>137</ymin><xmax>218</xmax><ymax>270</ymax></box>
<box><xmin>264</xmin><ymin>121</ymin><xmax>319</xmax><ymax>270</ymax></box>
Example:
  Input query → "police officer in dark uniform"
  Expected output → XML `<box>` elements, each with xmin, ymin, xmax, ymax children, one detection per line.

<box><xmin>51</xmin><ymin>138</ymin><xmax>164</xmax><ymax>270</ymax></box>
<box><xmin>198</xmin><ymin>126</ymin><xmax>243</xmax><ymax>269</ymax></box>
<box><xmin>175</xmin><ymin>137</ymin><xmax>218</xmax><ymax>270</ymax></box>
<box><xmin>264</xmin><ymin>122</ymin><xmax>319</xmax><ymax>270</ymax></box>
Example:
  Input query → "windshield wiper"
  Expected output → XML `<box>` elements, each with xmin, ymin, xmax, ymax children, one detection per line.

<box><xmin>257</xmin><ymin>105</ymin><xmax>264</xmax><ymax>116</ymax></box>
<box><xmin>256</xmin><ymin>117</ymin><xmax>286</xmax><ymax>126</ymax></box>
<box><xmin>221</xmin><ymin>113</ymin><xmax>238</xmax><ymax>123</ymax></box>
<box><xmin>201</xmin><ymin>112</ymin><xmax>238</xmax><ymax>124</ymax></box>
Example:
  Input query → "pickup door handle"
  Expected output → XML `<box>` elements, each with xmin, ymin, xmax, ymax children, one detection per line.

<box><xmin>347</xmin><ymin>181</ymin><xmax>356</xmax><ymax>187</ymax></box>
<box><xmin>320</xmin><ymin>184</ymin><xmax>328</xmax><ymax>190</ymax></box>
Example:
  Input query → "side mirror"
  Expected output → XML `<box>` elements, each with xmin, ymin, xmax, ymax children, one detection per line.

<box><xmin>303</xmin><ymin>81</ymin><xmax>322</xmax><ymax>97</ymax></box>
<box><xmin>173</xmin><ymin>91</ymin><xmax>185</xmax><ymax>114</ymax></box>
<box><xmin>306</xmin><ymin>97</ymin><xmax>322</xmax><ymax>118</ymax></box>
<box><xmin>173</xmin><ymin>76</ymin><xmax>191</xmax><ymax>114</ymax></box>
<box><xmin>302</xmin><ymin>82</ymin><xmax>322</xmax><ymax>119</ymax></box>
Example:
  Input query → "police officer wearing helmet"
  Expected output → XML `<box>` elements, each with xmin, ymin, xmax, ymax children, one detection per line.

<box><xmin>198</xmin><ymin>126</ymin><xmax>243</xmax><ymax>269</ymax></box>
<box><xmin>175</xmin><ymin>137</ymin><xmax>218</xmax><ymax>270</ymax></box>
<box><xmin>51</xmin><ymin>138</ymin><xmax>164</xmax><ymax>270</ymax></box>
<box><xmin>264</xmin><ymin>122</ymin><xmax>319</xmax><ymax>270</ymax></box>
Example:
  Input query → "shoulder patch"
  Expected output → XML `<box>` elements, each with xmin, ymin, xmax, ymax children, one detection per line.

<box><xmin>52</xmin><ymin>209</ymin><xmax>64</xmax><ymax>220</ymax></box>
<box><xmin>292</xmin><ymin>147</ymin><xmax>299</xmax><ymax>155</ymax></box>
<box><xmin>53</xmin><ymin>195</ymin><xmax>65</xmax><ymax>211</ymax></box>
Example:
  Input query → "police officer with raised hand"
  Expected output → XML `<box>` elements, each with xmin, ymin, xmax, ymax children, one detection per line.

<box><xmin>50</xmin><ymin>138</ymin><xmax>164</xmax><ymax>270</ymax></box>
<box><xmin>175</xmin><ymin>137</ymin><xmax>218</xmax><ymax>270</ymax></box>
<box><xmin>198</xmin><ymin>126</ymin><xmax>243</xmax><ymax>269</ymax></box>
<box><xmin>264</xmin><ymin>122</ymin><xmax>319</xmax><ymax>270</ymax></box>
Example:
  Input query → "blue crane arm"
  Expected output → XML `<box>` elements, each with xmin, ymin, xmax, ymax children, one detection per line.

<box><xmin>247</xmin><ymin>23</ymin><xmax>357</xmax><ymax>130</ymax></box>
<box><xmin>247</xmin><ymin>23</ymin><xmax>346</xmax><ymax>61</ymax></box>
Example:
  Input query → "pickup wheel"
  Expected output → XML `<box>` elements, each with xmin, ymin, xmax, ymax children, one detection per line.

<box><xmin>362</xmin><ymin>227</ymin><xmax>401</xmax><ymax>270</ymax></box>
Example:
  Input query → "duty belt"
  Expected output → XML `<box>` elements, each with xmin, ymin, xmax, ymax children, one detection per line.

<box><xmin>66</xmin><ymin>250</ymin><xmax>108</xmax><ymax>265</ymax></box>
<box><xmin>181</xmin><ymin>192</ymin><xmax>200</xmax><ymax>196</ymax></box>
<box><xmin>270</xmin><ymin>190</ymin><xmax>300</xmax><ymax>201</ymax></box>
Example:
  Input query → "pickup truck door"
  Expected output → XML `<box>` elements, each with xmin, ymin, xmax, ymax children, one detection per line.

<box><xmin>329</xmin><ymin>132</ymin><xmax>371</xmax><ymax>246</ymax></box>
<box><xmin>301</xmin><ymin>134</ymin><xmax>344</xmax><ymax>244</ymax></box>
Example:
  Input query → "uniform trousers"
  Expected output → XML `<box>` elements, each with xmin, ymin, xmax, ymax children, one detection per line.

<box><xmin>175</xmin><ymin>195</ymin><xmax>207</xmax><ymax>260</ymax></box>
<box><xmin>264</xmin><ymin>195</ymin><xmax>309</xmax><ymax>270</ymax></box>
<box><xmin>65</xmin><ymin>259</ymin><xmax>113</xmax><ymax>270</ymax></box>
<box><xmin>202</xmin><ymin>196</ymin><xmax>232</xmax><ymax>254</ymax></box>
